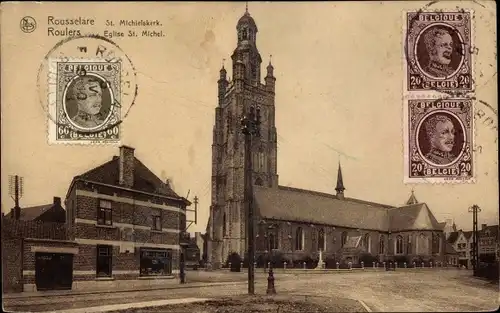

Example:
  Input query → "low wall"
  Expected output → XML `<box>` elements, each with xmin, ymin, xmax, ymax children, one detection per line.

<box><xmin>221</xmin><ymin>265</ymin><xmax>463</xmax><ymax>274</ymax></box>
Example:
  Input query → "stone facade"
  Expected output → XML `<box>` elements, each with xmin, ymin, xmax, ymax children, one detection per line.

<box><xmin>209</xmin><ymin>10</ymin><xmax>279</xmax><ymax>265</ymax></box>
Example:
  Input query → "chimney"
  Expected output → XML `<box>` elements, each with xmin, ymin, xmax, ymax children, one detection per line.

<box><xmin>119</xmin><ymin>146</ymin><xmax>135</xmax><ymax>188</ymax></box>
<box><xmin>14</xmin><ymin>206</ymin><xmax>20</xmax><ymax>220</ymax></box>
<box><xmin>10</xmin><ymin>208</ymin><xmax>14</xmax><ymax>219</ymax></box>
<box><xmin>481</xmin><ymin>224</ymin><xmax>487</xmax><ymax>230</ymax></box>
<box><xmin>53</xmin><ymin>197</ymin><xmax>61</xmax><ymax>206</ymax></box>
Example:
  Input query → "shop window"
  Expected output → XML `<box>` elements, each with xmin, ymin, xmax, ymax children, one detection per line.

<box><xmin>140</xmin><ymin>249</ymin><xmax>172</xmax><ymax>276</ymax></box>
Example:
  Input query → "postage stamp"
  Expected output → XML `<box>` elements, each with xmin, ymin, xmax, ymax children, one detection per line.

<box><xmin>405</xmin><ymin>10</ymin><xmax>473</xmax><ymax>92</ymax></box>
<box><xmin>50</xmin><ymin>60</ymin><xmax>121</xmax><ymax>142</ymax></box>
<box><xmin>40</xmin><ymin>35</ymin><xmax>138</xmax><ymax>145</ymax></box>
<box><xmin>404</xmin><ymin>98</ymin><xmax>474</xmax><ymax>184</ymax></box>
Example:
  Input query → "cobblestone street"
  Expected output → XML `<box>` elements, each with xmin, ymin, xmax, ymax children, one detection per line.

<box><xmin>3</xmin><ymin>269</ymin><xmax>498</xmax><ymax>312</ymax></box>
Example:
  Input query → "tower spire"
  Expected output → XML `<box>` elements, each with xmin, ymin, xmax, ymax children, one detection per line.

<box><xmin>406</xmin><ymin>189</ymin><xmax>419</xmax><ymax>205</ymax></box>
<box><xmin>245</xmin><ymin>2</ymin><xmax>248</xmax><ymax>14</ymax></box>
<box><xmin>335</xmin><ymin>161</ymin><xmax>345</xmax><ymax>199</ymax></box>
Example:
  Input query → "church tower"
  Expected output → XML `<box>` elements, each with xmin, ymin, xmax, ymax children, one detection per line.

<box><xmin>208</xmin><ymin>7</ymin><xmax>279</xmax><ymax>268</ymax></box>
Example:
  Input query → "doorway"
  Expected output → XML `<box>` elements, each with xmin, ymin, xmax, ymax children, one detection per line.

<box><xmin>35</xmin><ymin>252</ymin><xmax>73</xmax><ymax>290</ymax></box>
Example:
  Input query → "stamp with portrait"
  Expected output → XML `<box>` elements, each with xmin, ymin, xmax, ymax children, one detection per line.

<box><xmin>404</xmin><ymin>99</ymin><xmax>474</xmax><ymax>184</ymax></box>
<box><xmin>40</xmin><ymin>35</ymin><xmax>138</xmax><ymax>145</ymax></box>
<box><xmin>405</xmin><ymin>10</ymin><xmax>473</xmax><ymax>92</ymax></box>
<box><xmin>51</xmin><ymin>61</ymin><xmax>121</xmax><ymax>142</ymax></box>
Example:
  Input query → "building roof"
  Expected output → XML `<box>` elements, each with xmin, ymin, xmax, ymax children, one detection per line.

<box><xmin>438</xmin><ymin>222</ymin><xmax>446</xmax><ymax>230</ymax></box>
<box><xmin>463</xmin><ymin>231</ymin><xmax>473</xmax><ymax>240</ymax></box>
<box><xmin>254</xmin><ymin>186</ymin><xmax>443</xmax><ymax>232</ymax></box>
<box><xmin>447</xmin><ymin>231</ymin><xmax>459</xmax><ymax>244</ymax></box>
<box><xmin>388</xmin><ymin>203</ymin><xmax>443</xmax><ymax>232</ymax></box>
<box><xmin>4</xmin><ymin>204</ymin><xmax>53</xmax><ymax>221</ymax></box>
<box><xmin>254</xmin><ymin>185</ymin><xmax>392</xmax><ymax>231</ymax></box>
<box><xmin>73</xmin><ymin>156</ymin><xmax>184</xmax><ymax>201</ymax></box>
<box><xmin>445</xmin><ymin>241</ymin><xmax>458</xmax><ymax>255</ymax></box>
<box><xmin>480</xmin><ymin>225</ymin><xmax>499</xmax><ymax>238</ymax></box>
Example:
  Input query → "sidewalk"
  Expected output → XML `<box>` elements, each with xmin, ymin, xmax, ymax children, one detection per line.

<box><xmin>3</xmin><ymin>281</ymin><xmax>246</xmax><ymax>300</ymax></box>
<box><xmin>38</xmin><ymin>297</ymin><xmax>212</xmax><ymax>313</ymax></box>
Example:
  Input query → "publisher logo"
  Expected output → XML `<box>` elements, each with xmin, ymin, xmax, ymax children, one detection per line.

<box><xmin>20</xmin><ymin>16</ymin><xmax>37</xmax><ymax>33</ymax></box>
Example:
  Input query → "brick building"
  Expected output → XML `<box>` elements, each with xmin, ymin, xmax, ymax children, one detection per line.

<box><xmin>2</xmin><ymin>210</ymin><xmax>77</xmax><ymax>293</ymax></box>
<box><xmin>207</xmin><ymin>9</ymin><xmax>448</xmax><ymax>269</ymax></box>
<box><xmin>447</xmin><ymin>229</ymin><xmax>473</xmax><ymax>268</ymax></box>
<box><xmin>5</xmin><ymin>196</ymin><xmax>66</xmax><ymax>223</ymax></box>
<box><xmin>478</xmin><ymin>224</ymin><xmax>498</xmax><ymax>263</ymax></box>
<box><xmin>64</xmin><ymin>145</ymin><xmax>191</xmax><ymax>289</ymax></box>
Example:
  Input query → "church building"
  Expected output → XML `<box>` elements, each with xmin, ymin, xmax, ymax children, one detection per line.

<box><xmin>206</xmin><ymin>9</ymin><xmax>447</xmax><ymax>269</ymax></box>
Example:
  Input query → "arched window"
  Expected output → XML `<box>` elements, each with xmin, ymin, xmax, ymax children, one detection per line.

<box><xmin>222</xmin><ymin>213</ymin><xmax>227</xmax><ymax>236</ymax></box>
<box><xmin>417</xmin><ymin>233</ymin><xmax>428</xmax><ymax>255</ymax></box>
<box><xmin>341</xmin><ymin>231</ymin><xmax>348</xmax><ymax>247</ymax></box>
<box><xmin>396</xmin><ymin>235</ymin><xmax>404</xmax><ymax>254</ymax></box>
<box><xmin>255</xmin><ymin>177</ymin><xmax>263</xmax><ymax>186</ymax></box>
<box><xmin>268</xmin><ymin>232</ymin><xmax>278</xmax><ymax>250</ymax></box>
<box><xmin>318</xmin><ymin>228</ymin><xmax>325</xmax><ymax>251</ymax></box>
<box><xmin>407</xmin><ymin>235</ymin><xmax>412</xmax><ymax>254</ymax></box>
<box><xmin>363</xmin><ymin>233</ymin><xmax>371</xmax><ymax>253</ymax></box>
<box><xmin>295</xmin><ymin>227</ymin><xmax>304</xmax><ymax>250</ymax></box>
<box><xmin>226</xmin><ymin>110</ymin><xmax>233</xmax><ymax>134</ymax></box>
<box><xmin>379</xmin><ymin>235</ymin><xmax>385</xmax><ymax>254</ymax></box>
<box><xmin>432</xmin><ymin>232</ymin><xmax>440</xmax><ymax>254</ymax></box>
<box><xmin>242</xmin><ymin>28</ymin><xmax>248</xmax><ymax>40</ymax></box>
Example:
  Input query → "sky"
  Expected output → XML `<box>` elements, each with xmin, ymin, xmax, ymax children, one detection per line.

<box><xmin>1</xmin><ymin>1</ymin><xmax>498</xmax><ymax>233</ymax></box>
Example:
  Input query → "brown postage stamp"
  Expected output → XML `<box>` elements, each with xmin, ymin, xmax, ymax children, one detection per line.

<box><xmin>405</xmin><ymin>10</ymin><xmax>473</xmax><ymax>92</ymax></box>
<box><xmin>404</xmin><ymin>98</ymin><xmax>474</xmax><ymax>184</ymax></box>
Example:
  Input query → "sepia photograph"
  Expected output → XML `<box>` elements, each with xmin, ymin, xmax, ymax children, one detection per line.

<box><xmin>1</xmin><ymin>1</ymin><xmax>498</xmax><ymax>312</ymax></box>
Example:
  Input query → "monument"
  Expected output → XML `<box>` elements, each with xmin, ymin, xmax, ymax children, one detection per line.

<box><xmin>315</xmin><ymin>249</ymin><xmax>325</xmax><ymax>269</ymax></box>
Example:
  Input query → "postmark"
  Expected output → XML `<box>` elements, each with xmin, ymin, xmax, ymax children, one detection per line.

<box><xmin>37</xmin><ymin>34</ymin><xmax>138</xmax><ymax>145</ymax></box>
<box><xmin>404</xmin><ymin>98</ymin><xmax>474</xmax><ymax>184</ymax></box>
<box><xmin>405</xmin><ymin>10</ymin><xmax>473</xmax><ymax>92</ymax></box>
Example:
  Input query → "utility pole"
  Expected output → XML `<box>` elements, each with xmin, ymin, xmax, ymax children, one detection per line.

<box><xmin>8</xmin><ymin>175</ymin><xmax>24</xmax><ymax>220</ymax></box>
<box><xmin>179</xmin><ymin>194</ymin><xmax>199</xmax><ymax>284</ymax></box>
<box><xmin>241</xmin><ymin>106</ymin><xmax>261</xmax><ymax>295</ymax></box>
<box><xmin>468</xmin><ymin>204</ymin><xmax>481</xmax><ymax>274</ymax></box>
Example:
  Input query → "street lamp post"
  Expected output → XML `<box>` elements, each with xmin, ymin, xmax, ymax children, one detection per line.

<box><xmin>468</xmin><ymin>205</ymin><xmax>481</xmax><ymax>274</ymax></box>
<box><xmin>241</xmin><ymin>106</ymin><xmax>261</xmax><ymax>295</ymax></box>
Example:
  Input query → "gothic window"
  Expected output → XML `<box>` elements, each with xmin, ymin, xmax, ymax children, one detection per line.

<box><xmin>268</xmin><ymin>232</ymin><xmax>278</xmax><ymax>250</ymax></box>
<box><xmin>251</xmin><ymin>65</ymin><xmax>257</xmax><ymax>80</ymax></box>
<box><xmin>242</xmin><ymin>28</ymin><xmax>248</xmax><ymax>40</ymax></box>
<box><xmin>295</xmin><ymin>227</ymin><xmax>304</xmax><ymax>250</ymax></box>
<box><xmin>396</xmin><ymin>235</ymin><xmax>404</xmax><ymax>254</ymax></box>
<box><xmin>341</xmin><ymin>231</ymin><xmax>348</xmax><ymax>247</ymax></box>
<box><xmin>223</xmin><ymin>213</ymin><xmax>227</xmax><ymax>235</ymax></box>
<box><xmin>432</xmin><ymin>233</ymin><xmax>440</xmax><ymax>254</ymax></box>
<box><xmin>363</xmin><ymin>233</ymin><xmax>371</xmax><ymax>253</ymax></box>
<box><xmin>226</xmin><ymin>110</ymin><xmax>233</xmax><ymax>134</ymax></box>
<box><xmin>255</xmin><ymin>177</ymin><xmax>263</xmax><ymax>186</ymax></box>
<box><xmin>379</xmin><ymin>235</ymin><xmax>385</xmax><ymax>254</ymax></box>
<box><xmin>258</xmin><ymin>150</ymin><xmax>265</xmax><ymax>172</ymax></box>
<box><xmin>417</xmin><ymin>233</ymin><xmax>428</xmax><ymax>255</ymax></box>
<box><xmin>407</xmin><ymin>235</ymin><xmax>412</xmax><ymax>254</ymax></box>
<box><xmin>318</xmin><ymin>228</ymin><xmax>325</xmax><ymax>251</ymax></box>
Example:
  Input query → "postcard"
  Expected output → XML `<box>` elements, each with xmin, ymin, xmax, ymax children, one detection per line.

<box><xmin>1</xmin><ymin>2</ymin><xmax>498</xmax><ymax>312</ymax></box>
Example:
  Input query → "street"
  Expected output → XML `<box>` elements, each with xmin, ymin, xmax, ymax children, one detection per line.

<box><xmin>3</xmin><ymin>269</ymin><xmax>498</xmax><ymax>312</ymax></box>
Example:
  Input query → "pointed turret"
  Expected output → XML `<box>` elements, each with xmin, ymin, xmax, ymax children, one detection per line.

<box><xmin>335</xmin><ymin>162</ymin><xmax>345</xmax><ymax>199</ymax></box>
<box><xmin>406</xmin><ymin>189</ymin><xmax>419</xmax><ymax>205</ymax></box>
<box><xmin>265</xmin><ymin>56</ymin><xmax>276</xmax><ymax>93</ymax></box>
